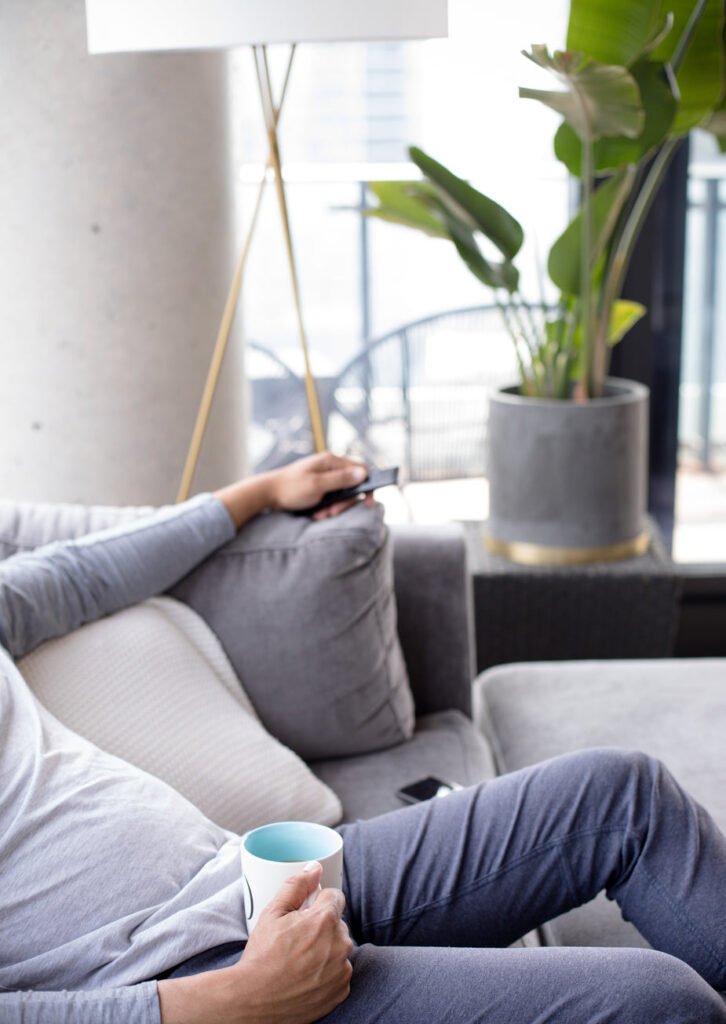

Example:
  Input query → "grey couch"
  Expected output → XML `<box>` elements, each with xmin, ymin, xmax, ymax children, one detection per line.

<box><xmin>0</xmin><ymin>498</ymin><xmax>495</xmax><ymax>822</ymax></box>
<box><xmin>2</xmin><ymin>497</ymin><xmax>724</xmax><ymax>953</ymax></box>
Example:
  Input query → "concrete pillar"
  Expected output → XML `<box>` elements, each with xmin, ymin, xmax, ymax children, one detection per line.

<box><xmin>0</xmin><ymin>0</ymin><xmax>245</xmax><ymax>506</ymax></box>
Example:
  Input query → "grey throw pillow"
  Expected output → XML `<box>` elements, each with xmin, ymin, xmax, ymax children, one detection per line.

<box><xmin>170</xmin><ymin>501</ymin><xmax>415</xmax><ymax>760</ymax></box>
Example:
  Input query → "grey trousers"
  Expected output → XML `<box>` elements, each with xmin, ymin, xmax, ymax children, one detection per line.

<box><xmin>171</xmin><ymin>748</ymin><xmax>726</xmax><ymax>1022</ymax></box>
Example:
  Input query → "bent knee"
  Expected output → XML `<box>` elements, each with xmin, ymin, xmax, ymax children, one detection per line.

<box><xmin>613</xmin><ymin>949</ymin><xmax>725</xmax><ymax>1023</ymax></box>
<box><xmin>570</xmin><ymin>746</ymin><xmax>664</xmax><ymax>788</ymax></box>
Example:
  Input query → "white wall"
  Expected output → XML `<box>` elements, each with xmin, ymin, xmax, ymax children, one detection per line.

<box><xmin>0</xmin><ymin>0</ymin><xmax>245</xmax><ymax>505</ymax></box>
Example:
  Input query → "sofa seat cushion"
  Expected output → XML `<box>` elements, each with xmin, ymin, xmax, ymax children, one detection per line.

<box><xmin>475</xmin><ymin>658</ymin><xmax>726</xmax><ymax>949</ymax></box>
<box><xmin>310</xmin><ymin>709</ymin><xmax>497</xmax><ymax>822</ymax></box>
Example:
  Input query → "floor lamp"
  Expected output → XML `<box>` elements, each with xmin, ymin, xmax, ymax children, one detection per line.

<box><xmin>85</xmin><ymin>0</ymin><xmax>448</xmax><ymax>500</ymax></box>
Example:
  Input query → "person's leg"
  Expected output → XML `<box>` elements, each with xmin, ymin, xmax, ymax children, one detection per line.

<box><xmin>321</xmin><ymin>944</ymin><xmax>726</xmax><ymax>1024</ymax></box>
<box><xmin>340</xmin><ymin>748</ymin><xmax>726</xmax><ymax>991</ymax></box>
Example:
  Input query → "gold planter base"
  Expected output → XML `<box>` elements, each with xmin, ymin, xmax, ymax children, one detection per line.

<box><xmin>485</xmin><ymin>531</ymin><xmax>650</xmax><ymax>567</ymax></box>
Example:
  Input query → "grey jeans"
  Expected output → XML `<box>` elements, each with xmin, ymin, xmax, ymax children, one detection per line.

<box><xmin>173</xmin><ymin>747</ymin><xmax>726</xmax><ymax>1022</ymax></box>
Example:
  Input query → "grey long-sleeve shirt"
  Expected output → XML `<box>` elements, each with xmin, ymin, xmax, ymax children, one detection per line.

<box><xmin>0</xmin><ymin>495</ymin><xmax>247</xmax><ymax>1023</ymax></box>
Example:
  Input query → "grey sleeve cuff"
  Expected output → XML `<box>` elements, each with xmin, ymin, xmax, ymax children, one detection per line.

<box><xmin>0</xmin><ymin>494</ymin><xmax>236</xmax><ymax>659</ymax></box>
<box><xmin>0</xmin><ymin>980</ymin><xmax>160</xmax><ymax>1023</ymax></box>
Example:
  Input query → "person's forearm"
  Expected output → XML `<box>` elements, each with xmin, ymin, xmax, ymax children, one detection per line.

<box><xmin>0</xmin><ymin>982</ymin><xmax>160</xmax><ymax>1023</ymax></box>
<box><xmin>212</xmin><ymin>473</ymin><xmax>278</xmax><ymax>531</ymax></box>
<box><xmin>0</xmin><ymin>495</ymin><xmax>235</xmax><ymax>659</ymax></box>
<box><xmin>157</xmin><ymin>967</ymin><xmax>244</xmax><ymax>1024</ymax></box>
<box><xmin>0</xmin><ymin>454</ymin><xmax>369</xmax><ymax>659</ymax></box>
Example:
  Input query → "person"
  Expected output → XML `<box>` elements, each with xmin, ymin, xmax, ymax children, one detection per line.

<box><xmin>1</xmin><ymin>451</ymin><xmax>725</xmax><ymax>1024</ymax></box>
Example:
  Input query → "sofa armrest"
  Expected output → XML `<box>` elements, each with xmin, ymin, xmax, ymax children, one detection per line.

<box><xmin>390</xmin><ymin>524</ymin><xmax>476</xmax><ymax>718</ymax></box>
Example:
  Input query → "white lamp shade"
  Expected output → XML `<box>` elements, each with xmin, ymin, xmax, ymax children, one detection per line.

<box><xmin>86</xmin><ymin>0</ymin><xmax>448</xmax><ymax>54</ymax></box>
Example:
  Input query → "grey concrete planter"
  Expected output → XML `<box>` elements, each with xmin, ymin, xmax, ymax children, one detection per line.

<box><xmin>486</xmin><ymin>377</ymin><xmax>650</xmax><ymax>564</ymax></box>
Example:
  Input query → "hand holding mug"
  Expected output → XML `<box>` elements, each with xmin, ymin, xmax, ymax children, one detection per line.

<box><xmin>158</xmin><ymin>861</ymin><xmax>352</xmax><ymax>1024</ymax></box>
<box><xmin>235</xmin><ymin>862</ymin><xmax>353</xmax><ymax>1023</ymax></box>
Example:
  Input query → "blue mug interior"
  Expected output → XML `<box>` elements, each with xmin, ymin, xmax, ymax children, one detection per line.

<box><xmin>244</xmin><ymin>822</ymin><xmax>337</xmax><ymax>862</ymax></box>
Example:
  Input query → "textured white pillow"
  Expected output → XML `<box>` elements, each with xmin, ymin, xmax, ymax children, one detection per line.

<box><xmin>18</xmin><ymin>596</ymin><xmax>342</xmax><ymax>833</ymax></box>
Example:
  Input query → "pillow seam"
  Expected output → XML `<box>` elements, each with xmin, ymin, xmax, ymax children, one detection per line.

<box><xmin>212</xmin><ymin>529</ymin><xmax>380</xmax><ymax>559</ymax></box>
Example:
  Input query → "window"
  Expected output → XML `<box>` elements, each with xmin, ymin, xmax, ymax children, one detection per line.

<box><xmin>231</xmin><ymin>1</ymin><xmax>569</xmax><ymax>505</ymax></box>
<box><xmin>675</xmin><ymin>129</ymin><xmax>726</xmax><ymax>562</ymax></box>
<box><xmin>230</xmin><ymin>1</ymin><xmax>725</xmax><ymax>563</ymax></box>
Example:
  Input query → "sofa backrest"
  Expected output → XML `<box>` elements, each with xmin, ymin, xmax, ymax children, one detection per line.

<box><xmin>391</xmin><ymin>523</ymin><xmax>475</xmax><ymax>718</ymax></box>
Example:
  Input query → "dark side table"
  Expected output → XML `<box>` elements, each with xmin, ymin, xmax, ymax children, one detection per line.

<box><xmin>461</xmin><ymin>519</ymin><xmax>683</xmax><ymax>673</ymax></box>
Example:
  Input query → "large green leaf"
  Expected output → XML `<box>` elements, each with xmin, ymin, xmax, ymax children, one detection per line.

<box><xmin>701</xmin><ymin>13</ymin><xmax>726</xmax><ymax>147</ymax></box>
<box><xmin>364</xmin><ymin>177</ymin><xmax>519</xmax><ymax>293</ymax></box>
<box><xmin>365</xmin><ymin>181</ymin><xmax>450</xmax><ymax>238</ymax></box>
<box><xmin>554</xmin><ymin>59</ymin><xmax>677</xmax><ymax>173</ymax></box>
<box><xmin>442</xmin><ymin>212</ymin><xmax>520</xmax><ymax>292</ymax></box>
<box><xmin>567</xmin><ymin>0</ymin><xmax>725</xmax><ymax>135</ymax></box>
<box><xmin>652</xmin><ymin>0</ymin><xmax>724</xmax><ymax>133</ymax></box>
<box><xmin>548</xmin><ymin>169</ymin><xmax>632</xmax><ymax>293</ymax></box>
<box><xmin>520</xmin><ymin>47</ymin><xmax>644</xmax><ymax>141</ymax></box>
<box><xmin>545</xmin><ymin>297</ymin><xmax>645</xmax><ymax>340</ymax></box>
<box><xmin>419</xmin><ymin>185</ymin><xmax>522</xmax><ymax>291</ymax></box>
<box><xmin>567</xmin><ymin>0</ymin><xmax>677</xmax><ymax>66</ymax></box>
<box><xmin>408</xmin><ymin>147</ymin><xmax>524</xmax><ymax>259</ymax></box>
<box><xmin>418</xmin><ymin>184</ymin><xmax>521</xmax><ymax>291</ymax></box>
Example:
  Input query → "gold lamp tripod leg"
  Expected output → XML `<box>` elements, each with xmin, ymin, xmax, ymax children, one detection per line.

<box><xmin>177</xmin><ymin>43</ymin><xmax>326</xmax><ymax>503</ymax></box>
<box><xmin>255</xmin><ymin>47</ymin><xmax>327</xmax><ymax>459</ymax></box>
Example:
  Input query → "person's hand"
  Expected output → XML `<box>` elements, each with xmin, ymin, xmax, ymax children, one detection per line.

<box><xmin>213</xmin><ymin>452</ymin><xmax>373</xmax><ymax>530</ymax></box>
<box><xmin>266</xmin><ymin>451</ymin><xmax>372</xmax><ymax>520</ymax></box>
<box><xmin>233</xmin><ymin>863</ymin><xmax>353</xmax><ymax>1022</ymax></box>
<box><xmin>157</xmin><ymin>863</ymin><xmax>353</xmax><ymax>1024</ymax></box>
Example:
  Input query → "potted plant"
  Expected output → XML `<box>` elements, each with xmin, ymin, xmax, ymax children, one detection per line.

<box><xmin>366</xmin><ymin>0</ymin><xmax>726</xmax><ymax>563</ymax></box>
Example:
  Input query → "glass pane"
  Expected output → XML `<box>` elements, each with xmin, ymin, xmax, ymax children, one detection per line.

<box><xmin>231</xmin><ymin>0</ymin><xmax>574</xmax><ymax>525</ymax></box>
<box><xmin>674</xmin><ymin>130</ymin><xmax>726</xmax><ymax>562</ymax></box>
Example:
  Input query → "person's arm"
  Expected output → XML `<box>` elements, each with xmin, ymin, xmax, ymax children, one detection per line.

<box><xmin>0</xmin><ymin>982</ymin><xmax>160</xmax><ymax>1023</ymax></box>
<box><xmin>157</xmin><ymin>864</ymin><xmax>353</xmax><ymax>1024</ymax></box>
<box><xmin>0</xmin><ymin>452</ymin><xmax>368</xmax><ymax>660</ymax></box>
<box><xmin>0</xmin><ymin>869</ymin><xmax>351</xmax><ymax>1024</ymax></box>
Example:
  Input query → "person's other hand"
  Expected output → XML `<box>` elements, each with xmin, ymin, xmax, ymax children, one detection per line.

<box><xmin>157</xmin><ymin>863</ymin><xmax>353</xmax><ymax>1024</ymax></box>
<box><xmin>267</xmin><ymin>451</ymin><xmax>370</xmax><ymax>519</ymax></box>
<box><xmin>232</xmin><ymin>862</ymin><xmax>353</xmax><ymax>1023</ymax></box>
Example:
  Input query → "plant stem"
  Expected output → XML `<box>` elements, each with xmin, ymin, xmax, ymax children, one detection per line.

<box><xmin>593</xmin><ymin>138</ymin><xmax>681</xmax><ymax>386</ymax></box>
<box><xmin>671</xmin><ymin>0</ymin><xmax>709</xmax><ymax>72</ymax></box>
<box><xmin>564</xmin><ymin>297</ymin><xmax>579</xmax><ymax>360</ymax></box>
<box><xmin>495</xmin><ymin>293</ymin><xmax>542</xmax><ymax>396</ymax></box>
<box><xmin>532</xmin><ymin>228</ymin><xmax>551</xmax><ymax>321</ymax></box>
<box><xmin>512</xmin><ymin>294</ymin><xmax>541</xmax><ymax>359</ymax></box>
<box><xmin>591</xmin><ymin>0</ymin><xmax>707</xmax><ymax>390</ymax></box>
<box><xmin>580</xmin><ymin>131</ymin><xmax>594</xmax><ymax>397</ymax></box>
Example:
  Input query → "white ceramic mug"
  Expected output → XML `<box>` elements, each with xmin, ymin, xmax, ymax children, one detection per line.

<box><xmin>241</xmin><ymin>821</ymin><xmax>344</xmax><ymax>933</ymax></box>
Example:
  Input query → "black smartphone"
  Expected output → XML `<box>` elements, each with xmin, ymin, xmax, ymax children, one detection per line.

<box><xmin>294</xmin><ymin>466</ymin><xmax>399</xmax><ymax>516</ymax></box>
<box><xmin>396</xmin><ymin>775</ymin><xmax>463</xmax><ymax>805</ymax></box>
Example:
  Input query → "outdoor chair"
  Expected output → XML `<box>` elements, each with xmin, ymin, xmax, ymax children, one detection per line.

<box><xmin>326</xmin><ymin>305</ymin><xmax>517</xmax><ymax>483</ymax></box>
<box><xmin>248</xmin><ymin>306</ymin><xmax>518</xmax><ymax>482</ymax></box>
